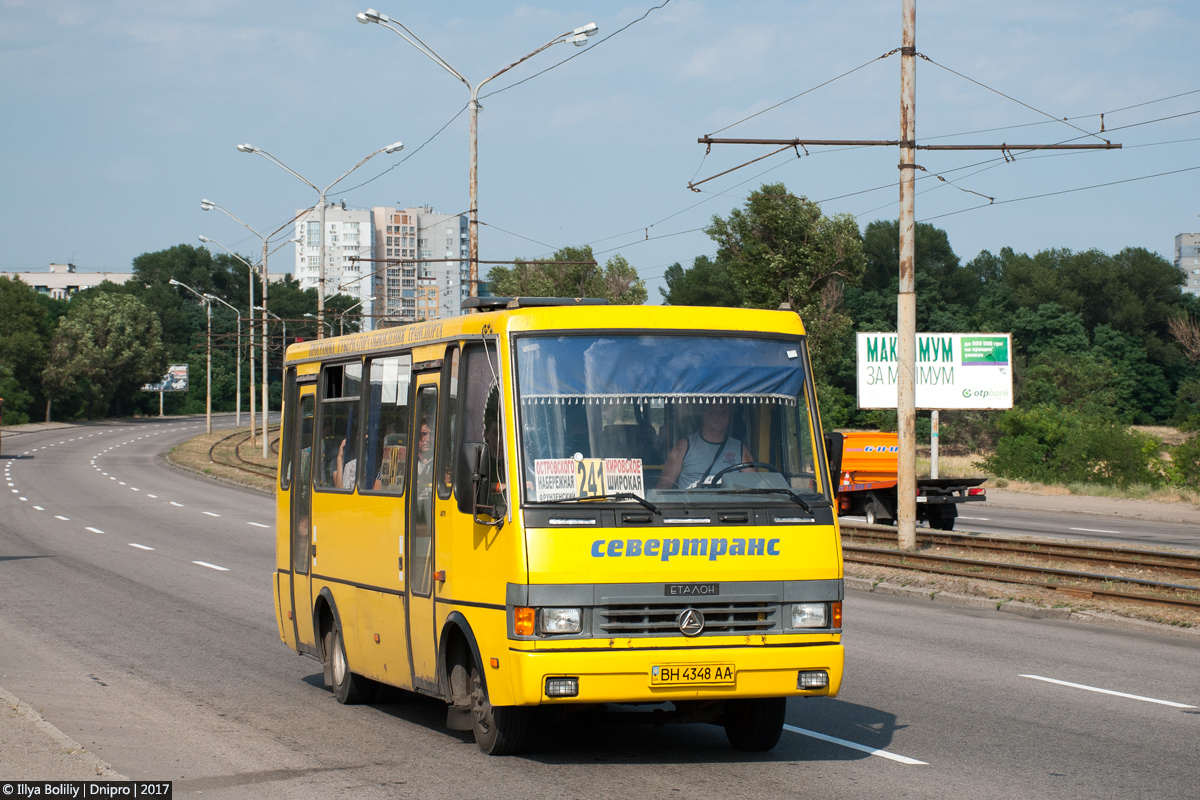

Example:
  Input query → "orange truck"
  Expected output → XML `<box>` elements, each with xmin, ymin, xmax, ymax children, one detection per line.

<box><xmin>824</xmin><ymin>431</ymin><xmax>985</xmax><ymax>530</ymax></box>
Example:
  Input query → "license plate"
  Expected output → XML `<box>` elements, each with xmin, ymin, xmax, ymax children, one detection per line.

<box><xmin>650</xmin><ymin>663</ymin><xmax>735</xmax><ymax>686</ymax></box>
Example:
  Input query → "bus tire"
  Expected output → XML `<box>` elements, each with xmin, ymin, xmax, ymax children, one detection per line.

<box><xmin>723</xmin><ymin>697</ymin><xmax>786</xmax><ymax>751</ymax></box>
<box><xmin>470</xmin><ymin>665</ymin><xmax>531</xmax><ymax>755</ymax></box>
<box><xmin>930</xmin><ymin>514</ymin><xmax>955</xmax><ymax>531</ymax></box>
<box><xmin>326</xmin><ymin>622</ymin><xmax>371</xmax><ymax>705</ymax></box>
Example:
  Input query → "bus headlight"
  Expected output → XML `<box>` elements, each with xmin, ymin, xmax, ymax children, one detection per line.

<box><xmin>789</xmin><ymin>602</ymin><xmax>828</xmax><ymax>629</ymax></box>
<box><xmin>539</xmin><ymin>607</ymin><xmax>582</xmax><ymax>634</ymax></box>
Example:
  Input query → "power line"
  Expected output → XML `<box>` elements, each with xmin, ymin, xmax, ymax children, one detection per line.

<box><xmin>480</xmin><ymin>0</ymin><xmax>674</xmax><ymax>101</ymax></box>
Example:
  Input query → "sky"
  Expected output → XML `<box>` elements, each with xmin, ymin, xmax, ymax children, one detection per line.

<box><xmin>2</xmin><ymin>0</ymin><xmax>1198</xmax><ymax>302</ymax></box>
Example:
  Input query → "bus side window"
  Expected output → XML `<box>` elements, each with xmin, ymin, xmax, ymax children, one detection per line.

<box><xmin>455</xmin><ymin>344</ymin><xmax>502</xmax><ymax>502</ymax></box>
<box><xmin>362</xmin><ymin>354</ymin><xmax>412</xmax><ymax>494</ymax></box>
<box><xmin>314</xmin><ymin>362</ymin><xmax>362</xmax><ymax>491</ymax></box>
<box><xmin>437</xmin><ymin>346</ymin><xmax>459</xmax><ymax>500</ymax></box>
<box><xmin>279</xmin><ymin>368</ymin><xmax>296</xmax><ymax>491</ymax></box>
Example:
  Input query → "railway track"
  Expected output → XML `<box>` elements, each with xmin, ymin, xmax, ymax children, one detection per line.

<box><xmin>208</xmin><ymin>426</ymin><xmax>279</xmax><ymax>479</ymax></box>
<box><xmin>840</xmin><ymin>522</ymin><xmax>1200</xmax><ymax>611</ymax></box>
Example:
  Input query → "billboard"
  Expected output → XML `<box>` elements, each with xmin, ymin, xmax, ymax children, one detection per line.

<box><xmin>142</xmin><ymin>364</ymin><xmax>189</xmax><ymax>393</ymax></box>
<box><xmin>856</xmin><ymin>333</ymin><xmax>1012</xmax><ymax>410</ymax></box>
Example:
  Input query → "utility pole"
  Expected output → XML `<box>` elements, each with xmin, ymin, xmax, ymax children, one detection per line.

<box><xmin>696</xmin><ymin>0</ymin><xmax>1120</xmax><ymax>549</ymax></box>
<box><xmin>897</xmin><ymin>0</ymin><xmax>918</xmax><ymax>548</ymax></box>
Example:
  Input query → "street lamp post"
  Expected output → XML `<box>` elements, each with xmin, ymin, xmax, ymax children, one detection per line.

<box><xmin>204</xmin><ymin>293</ymin><xmax>242</xmax><ymax>430</ymax></box>
<box><xmin>198</xmin><ymin>235</ymin><xmax>254</xmax><ymax>429</ymax></box>
<box><xmin>202</xmin><ymin>201</ymin><xmax>300</xmax><ymax>456</ymax></box>
<box><xmin>235</xmin><ymin>141</ymin><xmax>403</xmax><ymax>338</ymax></box>
<box><xmin>170</xmin><ymin>279</ymin><xmax>212</xmax><ymax>435</ymax></box>
<box><xmin>357</xmin><ymin>9</ymin><xmax>597</xmax><ymax>298</ymax></box>
<box><xmin>303</xmin><ymin>312</ymin><xmax>334</xmax><ymax>338</ymax></box>
<box><xmin>337</xmin><ymin>295</ymin><xmax>376</xmax><ymax>335</ymax></box>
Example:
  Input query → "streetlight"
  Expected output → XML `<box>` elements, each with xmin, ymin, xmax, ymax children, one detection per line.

<box><xmin>204</xmin><ymin>293</ymin><xmax>242</xmax><ymax>429</ymax></box>
<box><xmin>235</xmin><ymin>141</ymin><xmax>403</xmax><ymax>337</ymax></box>
<box><xmin>202</xmin><ymin>202</ymin><xmax>297</xmax><ymax>454</ymax></box>
<box><xmin>170</xmin><ymin>278</ymin><xmax>212</xmax><ymax>435</ymax></box>
<box><xmin>198</xmin><ymin>236</ymin><xmax>253</xmax><ymax>430</ymax></box>
<box><xmin>357</xmin><ymin>9</ymin><xmax>597</xmax><ymax>298</ymax></box>
<box><xmin>337</xmin><ymin>295</ymin><xmax>376</xmax><ymax>335</ymax></box>
<box><xmin>199</xmin><ymin>220</ymin><xmax>298</xmax><ymax>457</ymax></box>
<box><xmin>303</xmin><ymin>312</ymin><xmax>334</xmax><ymax>338</ymax></box>
<box><xmin>254</xmin><ymin>306</ymin><xmax>287</xmax><ymax>354</ymax></box>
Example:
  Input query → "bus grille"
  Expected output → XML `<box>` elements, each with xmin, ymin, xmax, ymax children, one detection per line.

<box><xmin>597</xmin><ymin>602</ymin><xmax>778</xmax><ymax>636</ymax></box>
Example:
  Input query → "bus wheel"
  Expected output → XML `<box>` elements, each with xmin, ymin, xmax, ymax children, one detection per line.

<box><xmin>326</xmin><ymin>622</ymin><xmax>371</xmax><ymax>705</ymax></box>
<box><xmin>470</xmin><ymin>665</ymin><xmax>532</xmax><ymax>755</ymax></box>
<box><xmin>722</xmin><ymin>697</ymin><xmax>786</xmax><ymax>751</ymax></box>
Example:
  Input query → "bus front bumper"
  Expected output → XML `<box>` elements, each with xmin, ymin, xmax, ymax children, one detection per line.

<box><xmin>504</xmin><ymin>642</ymin><xmax>844</xmax><ymax>706</ymax></box>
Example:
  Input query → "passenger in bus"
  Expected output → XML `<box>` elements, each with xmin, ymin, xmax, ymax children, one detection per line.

<box><xmin>656</xmin><ymin>402</ymin><xmax>753</xmax><ymax>489</ymax></box>
<box><xmin>333</xmin><ymin>437</ymin><xmax>357</xmax><ymax>490</ymax></box>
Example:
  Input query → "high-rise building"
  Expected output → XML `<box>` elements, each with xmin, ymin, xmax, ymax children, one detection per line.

<box><xmin>1176</xmin><ymin>234</ymin><xmax>1200</xmax><ymax>297</ymax></box>
<box><xmin>371</xmin><ymin>205</ymin><xmax>469</xmax><ymax>326</ymax></box>
<box><xmin>293</xmin><ymin>203</ymin><xmax>376</xmax><ymax>330</ymax></box>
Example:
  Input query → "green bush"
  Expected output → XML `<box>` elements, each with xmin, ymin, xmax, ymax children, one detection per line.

<box><xmin>981</xmin><ymin>405</ymin><xmax>1167</xmax><ymax>487</ymax></box>
<box><xmin>1168</xmin><ymin>435</ymin><xmax>1200</xmax><ymax>491</ymax></box>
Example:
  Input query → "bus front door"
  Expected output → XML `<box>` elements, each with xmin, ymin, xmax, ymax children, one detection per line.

<box><xmin>291</xmin><ymin>388</ymin><xmax>318</xmax><ymax>652</ymax></box>
<box><xmin>406</xmin><ymin>379</ymin><xmax>441</xmax><ymax>693</ymax></box>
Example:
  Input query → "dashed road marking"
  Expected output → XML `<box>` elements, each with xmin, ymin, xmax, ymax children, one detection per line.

<box><xmin>129</xmin><ymin>543</ymin><xmax>154</xmax><ymax>551</ymax></box>
<box><xmin>248</xmin><ymin>522</ymin><xmax>270</xmax><ymax>528</ymax></box>
<box><xmin>203</xmin><ymin>512</ymin><xmax>221</xmax><ymax>517</ymax></box>
<box><xmin>1069</xmin><ymin>527</ymin><xmax>1121</xmax><ymax>534</ymax></box>
<box><xmin>784</xmin><ymin>725</ymin><xmax>927</xmax><ymax>765</ymax></box>
<box><xmin>86</xmin><ymin>527</ymin><xmax>104</xmax><ymax>534</ymax></box>
<box><xmin>1020</xmin><ymin>675</ymin><xmax>1197</xmax><ymax>709</ymax></box>
<box><xmin>55</xmin><ymin>515</ymin><xmax>69</xmax><ymax>521</ymax></box>
<box><xmin>192</xmin><ymin>561</ymin><xmax>229</xmax><ymax>571</ymax></box>
<box><xmin>170</xmin><ymin>502</ymin><xmax>184</xmax><ymax>507</ymax></box>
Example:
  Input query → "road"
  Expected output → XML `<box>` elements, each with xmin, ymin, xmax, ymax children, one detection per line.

<box><xmin>1</xmin><ymin>418</ymin><xmax>1197</xmax><ymax>799</ymax></box>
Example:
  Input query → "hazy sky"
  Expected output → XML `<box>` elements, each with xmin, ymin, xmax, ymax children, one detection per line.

<box><xmin>2</xmin><ymin>0</ymin><xmax>1198</xmax><ymax>301</ymax></box>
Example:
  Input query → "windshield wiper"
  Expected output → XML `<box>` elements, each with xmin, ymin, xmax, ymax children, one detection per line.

<box><xmin>526</xmin><ymin>493</ymin><xmax>661</xmax><ymax>515</ymax></box>
<box><xmin>715</xmin><ymin>487</ymin><xmax>828</xmax><ymax>515</ymax></box>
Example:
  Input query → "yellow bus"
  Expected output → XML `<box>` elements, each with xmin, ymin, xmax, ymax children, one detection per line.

<box><xmin>273</xmin><ymin>298</ymin><xmax>844</xmax><ymax>754</ymax></box>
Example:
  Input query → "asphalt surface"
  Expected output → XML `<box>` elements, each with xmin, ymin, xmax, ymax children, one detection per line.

<box><xmin>1</xmin><ymin>418</ymin><xmax>1198</xmax><ymax>798</ymax></box>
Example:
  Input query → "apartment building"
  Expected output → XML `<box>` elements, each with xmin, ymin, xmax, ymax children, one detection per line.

<box><xmin>0</xmin><ymin>263</ymin><xmax>132</xmax><ymax>299</ymax></box>
<box><xmin>371</xmin><ymin>205</ymin><xmax>469</xmax><ymax>326</ymax></box>
<box><xmin>1176</xmin><ymin>233</ymin><xmax>1200</xmax><ymax>297</ymax></box>
<box><xmin>293</xmin><ymin>203</ymin><xmax>376</xmax><ymax>329</ymax></box>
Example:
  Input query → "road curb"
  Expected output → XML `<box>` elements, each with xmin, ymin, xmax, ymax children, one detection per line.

<box><xmin>0</xmin><ymin>684</ymin><xmax>127</xmax><ymax>780</ymax></box>
<box><xmin>848</xmin><ymin>583</ymin><xmax>1200</xmax><ymax>640</ymax></box>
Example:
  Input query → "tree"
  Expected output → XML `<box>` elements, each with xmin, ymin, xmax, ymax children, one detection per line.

<box><xmin>0</xmin><ymin>276</ymin><xmax>58</xmax><ymax>423</ymax></box>
<box><xmin>705</xmin><ymin>182</ymin><xmax>865</xmax><ymax>381</ymax></box>
<box><xmin>43</xmin><ymin>293</ymin><xmax>168</xmax><ymax>419</ymax></box>
<box><xmin>659</xmin><ymin>255</ymin><xmax>742</xmax><ymax>307</ymax></box>
<box><xmin>487</xmin><ymin>246</ymin><xmax>647</xmax><ymax>304</ymax></box>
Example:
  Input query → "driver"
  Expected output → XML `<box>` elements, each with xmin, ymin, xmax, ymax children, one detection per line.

<box><xmin>656</xmin><ymin>401</ymin><xmax>752</xmax><ymax>489</ymax></box>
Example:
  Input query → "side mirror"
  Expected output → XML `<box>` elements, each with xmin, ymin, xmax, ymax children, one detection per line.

<box><xmin>824</xmin><ymin>432</ymin><xmax>843</xmax><ymax>497</ymax></box>
<box><xmin>456</xmin><ymin>441</ymin><xmax>502</xmax><ymax>523</ymax></box>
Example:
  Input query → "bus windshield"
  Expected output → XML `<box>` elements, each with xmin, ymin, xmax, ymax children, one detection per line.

<box><xmin>515</xmin><ymin>333</ymin><xmax>825</xmax><ymax>507</ymax></box>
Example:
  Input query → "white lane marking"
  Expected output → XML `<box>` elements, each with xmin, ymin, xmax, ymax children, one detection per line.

<box><xmin>1020</xmin><ymin>675</ymin><xmax>1197</xmax><ymax>709</ymax></box>
<box><xmin>11</xmin><ymin>489</ymin><xmax>19</xmax><ymax>493</ymax></box>
<box><xmin>86</xmin><ymin>527</ymin><xmax>104</xmax><ymax>534</ymax></box>
<box><xmin>118</xmin><ymin>482</ymin><xmax>126</xmax><ymax>486</ymax></box>
<box><xmin>203</xmin><ymin>511</ymin><xmax>221</xmax><ymax>517</ymax></box>
<box><xmin>248</xmin><ymin>522</ymin><xmax>270</xmax><ymax>528</ymax></box>
<box><xmin>147</xmin><ymin>494</ymin><xmax>158</xmax><ymax>499</ymax></box>
<box><xmin>19</xmin><ymin>497</ymin><xmax>27</xmax><ymax>502</ymax></box>
<box><xmin>130</xmin><ymin>488</ymin><xmax>139</xmax><ymax>492</ymax></box>
<box><xmin>192</xmin><ymin>561</ymin><xmax>229</xmax><ymax>571</ymax></box>
<box><xmin>55</xmin><ymin>515</ymin><xmax>69</xmax><ymax>521</ymax></box>
<box><xmin>170</xmin><ymin>502</ymin><xmax>184</xmax><ymax>507</ymax></box>
<box><xmin>129</xmin><ymin>544</ymin><xmax>154</xmax><ymax>551</ymax></box>
<box><xmin>1069</xmin><ymin>527</ymin><xmax>1121</xmax><ymax>534</ymax></box>
<box><xmin>958</xmin><ymin>516</ymin><xmax>990</xmax><ymax>521</ymax></box>
<box><xmin>784</xmin><ymin>724</ymin><xmax>927</xmax><ymax>765</ymax></box>
<box><xmin>33</xmin><ymin>506</ymin><xmax>44</xmax><ymax>511</ymax></box>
